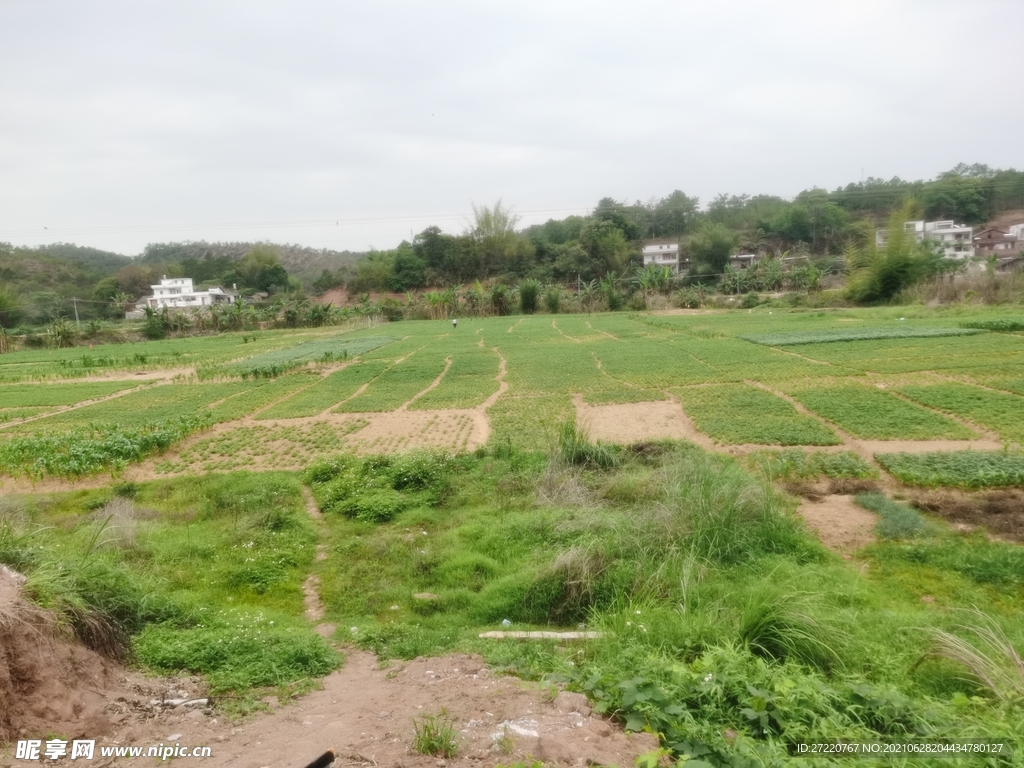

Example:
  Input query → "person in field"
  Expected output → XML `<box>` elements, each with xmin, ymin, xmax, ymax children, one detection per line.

<box><xmin>452</xmin><ymin>318</ymin><xmax>457</xmax><ymax>329</ymax></box>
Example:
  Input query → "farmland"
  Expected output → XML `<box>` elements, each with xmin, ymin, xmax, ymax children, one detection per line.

<box><xmin>2</xmin><ymin>306</ymin><xmax>1024</xmax><ymax>765</ymax></box>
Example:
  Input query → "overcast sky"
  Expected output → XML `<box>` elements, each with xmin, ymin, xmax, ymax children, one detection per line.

<box><xmin>1</xmin><ymin>0</ymin><xmax>1021</xmax><ymax>256</ymax></box>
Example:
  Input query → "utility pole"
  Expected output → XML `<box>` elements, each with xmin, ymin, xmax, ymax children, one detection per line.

<box><xmin>72</xmin><ymin>297</ymin><xmax>80</xmax><ymax>326</ymax></box>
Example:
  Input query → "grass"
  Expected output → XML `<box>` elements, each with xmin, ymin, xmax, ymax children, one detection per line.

<box><xmin>876</xmin><ymin>450</ymin><xmax>1024</xmax><ymax>488</ymax></box>
<box><xmin>854</xmin><ymin>492</ymin><xmax>932</xmax><ymax>539</ymax></box>
<box><xmin>412</xmin><ymin>710</ymin><xmax>459</xmax><ymax>758</ymax></box>
<box><xmin>960</xmin><ymin>318</ymin><xmax>1024</xmax><ymax>333</ymax></box>
<box><xmin>675</xmin><ymin>384</ymin><xmax>841</xmax><ymax>445</ymax></box>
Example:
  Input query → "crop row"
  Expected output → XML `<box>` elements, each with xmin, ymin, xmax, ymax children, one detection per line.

<box><xmin>897</xmin><ymin>383</ymin><xmax>1024</xmax><ymax>445</ymax></box>
<box><xmin>0</xmin><ymin>415</ymin><xmax>209</xmax><ymax>478</ymax></box>
<box><xmin>337</xmin><ymin>346</ymin><xmax>451</xmax><ymax>412</ymax></box>
<box><xmin>876</xmin><ymin>450</ymin><xmax>1024</xmax><ymax>488</ymax></box>
<box><xmin>0</xmin><ymin>380</ymin><xmax>142</xmax><ymax>407</ymax></box>
<box><xmin>788</xmin><ymin>384</ymin><xmax>974</xmax><ymax>439</ymax></box>
<box><xmin>227</xmin><ymin>335</ymin><xmax>398</xmax><ymax>378</ymax></box>
<box><xmin>256</xmin><ymin>363</ymin><xmax>388</xmax><ymax>419</ymax></box>
<box><xmin>742</xmin><ymin>326</ymin><xmax>981</xmax><ymax>346</ymax></box>
<box><xmin>674</xmin><ymin>384</ymin><xmax>841</xmax><ymax>445</ymax></box>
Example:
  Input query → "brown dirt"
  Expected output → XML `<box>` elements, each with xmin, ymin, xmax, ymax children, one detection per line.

<box><xmin>573</xmin><ymin>394</ymin><xmax>718</xmax><ymax>450</ymax></box>
<box><xmin>797</xmin><ymin>495</ymin><xmax>877</xmax><ymax>552</ymax></box>
<box><xmin>0</xmin><ymin>568</ymin><xmax>208</xmax><ymax>748</ymax></box>
<box><xmin>783</xmin><ymin>478</ymin><xmax>882</xmax><ymax>502</ymax></box>
<box><xmin>907</xmin><ymin>488</ymin><xmax>1024</xmax><ymax>542</ymax></box>
<box><xmin>194</xmin><ymin>651</ymin><xmax>659</xmax><ymax>768</ymax></box>
<box><xmin>0</xmin><ymin>564</ymin><xmax>657</xmax><ymax>766</ymax></box>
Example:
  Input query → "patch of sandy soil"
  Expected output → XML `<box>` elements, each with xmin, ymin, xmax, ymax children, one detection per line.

<box><xmin>0</xmin><ymin>568</ymin><xmax>209</xmax><ymax>749</ymax></box>
<box><xmin>855</xmin><ymin>438</ymin><xmax>1004</xmax><ymax>454</ymax></box>
<box><xmin>196</xmin><ymin>651</ymin><xmax>659</xmax><ymax>768</ymax></box>
<box><xmin>1</xmin><ymin>568</ymin><xmax>658</xmax><ymax>767</ymax></box>
<box><xmin>573</xmin><ymin>394</ymin><xmax>718</xmax><ymax>450</ymax></box>
<box><xmin>797</xmin><ymin>495</ymin><xmax>877</xmax><ymax>552</ymax></box>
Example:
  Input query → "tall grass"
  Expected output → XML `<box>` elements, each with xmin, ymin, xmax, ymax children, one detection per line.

<box><xmin>917</xmin><ymin>609</ymin><xmax>1024</xmax><ymax>701</ymax></box>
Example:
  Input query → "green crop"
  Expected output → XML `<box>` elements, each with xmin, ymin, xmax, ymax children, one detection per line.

<box><xmin>791</xmin><ymin>385</ymin><xmax>974</xmax><ymax>439</ymax></box>
<box><xmin>960</xmin><ymin>318</ymin><xmax>1024</xmax><ymax>332</ymax></box>
<box><xmin>876</xmin><ymin>450</ymin><xmax>1024</xmax><ymax>488</ymax></box>
<box><xmin>743</xmin><ymin>326</ymin><xmax>982</xmax><ymax>346</ymax></box>
<box><xmin>256</xmin><ymin>363</ymin><xmax>388</xmax><ymax>419</ymax></box>
<box><xmin>898</xmin><ymin>383</ymin><xmax>1024</xmax><ymax>444</ymax></box>
<box><xmin>0</xmin><ymin>415</ymin><xmax>209</xmax><ymax>478</ymax></box>
<box><xmin>746</xmin><ymin>449</ymin><xmax>876</xmax><ymax>480</ymax></box>
<box><xmin>675</xmin><ymin>384</ymin><xmax>840</xmax><ymax>445</ymax></box>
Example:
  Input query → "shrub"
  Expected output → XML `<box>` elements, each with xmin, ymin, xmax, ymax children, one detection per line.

<box><xmin>544</xmin><ymin>287</ymin><xmax>561</xmax><ymax>314</ymax></box>
<box><xmin>740</xmin><ymin>291</ymin><xmax>760</xmax><ymax>308</ymax></box>
<box><xmin>519</xmin><ymin>279</ymin><xmax>540</xmax><ymax>314</ymax></box>
<box><xmin>337</xmin><ymin>488</ymin><xmax>409</xmax><ymax>523</ymax></box>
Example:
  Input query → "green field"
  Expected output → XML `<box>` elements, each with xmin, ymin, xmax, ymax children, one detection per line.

<box><xmin>3</xmin><ymin>306</ymin><xmax>1024</xmax><ymax>764</ymax></box>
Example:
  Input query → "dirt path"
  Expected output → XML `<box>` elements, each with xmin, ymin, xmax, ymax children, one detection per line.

<box><xmin>585</xmin><ymin>321</ymin><xmax>618</xmax><ymax>340</ymax></box>
<box><xmin>194</xmin><ymin>651</ymin><xmax>658</xmax><ymax>768</ymax></box>
<box><xmin>398</xmin><ymin>357</ymin><xmax>452</xmax><ymax>411</ymax></box>
<box><xmin>468</xmin><ymin>350</ymin><xmax>509</xmax><ymax>447</ymax></box>
<box><xmin>551</xmin><ymin>319</ymin><xmax>582</xmax><ymax>343</ymax></box>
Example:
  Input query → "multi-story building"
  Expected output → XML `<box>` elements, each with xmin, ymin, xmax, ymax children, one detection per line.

<box><xmin>641</xmin><ymin>241</ymin><xmax>689</xmax><ymax>271</ymax></box>
<box><xmin>875</xmin><ymin>220</ymin><xmax>975</xmax><ymax>258</ymax></box>
<box><xmin>143</xmin><ymin>277</ymin><xmax>235</xmax><ymax>310</ymax></box>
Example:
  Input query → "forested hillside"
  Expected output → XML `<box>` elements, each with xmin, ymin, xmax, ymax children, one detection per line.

<box><xmin>342</xmin><ymin>163</ymin><xmax>1024</xmax><ymax>292</ymax></box>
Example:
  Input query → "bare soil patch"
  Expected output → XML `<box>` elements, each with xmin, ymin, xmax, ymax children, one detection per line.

<box><xmin>198</xmin><ymin>651</ymin><xmax>658</xmax><ymax>768</ymax></box>
<box><xmin>0</xmin><ymin>568</ymin><xmax>208</xmax><ymax>747</ymax></box>
<box><xmin>2</xmin><ymin>567</ymin><xmax>657</xmax><ymax>766</ymax></box>
<box><xmin>573</xmin><ymin>394</ymin><xmax>718</xmax><ymax>450</ymax></box>
<box><xmin>797</xmin><ymin>495</ymin><xmax>877</xmax><ymax>552</ymax></box>
<box><xmin>908</xmin><ymin>488</ymin><xmax>1024</xmax><ymax>542</ymax></box>
<box><xmin>856</xmin><ymin>438</ymin><xmax>1003</xmax><ymax>455</ymax></box>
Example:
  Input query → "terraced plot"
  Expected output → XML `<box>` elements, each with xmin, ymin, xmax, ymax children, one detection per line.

<box><xmin>674</xmin><ymin>383</ymin><xmax>841</xmax><ymax>445</ymax></box>
<box><xmin>256</xmin><ymin>363</ymin><xmax>388</xmax><ymax>419</ymax></box>
<box><xmin>789</xmin><ymin>384</ymin><xmax>975</xmax><ymax>439</ymax></box>
<box><xmin>898</xmin><ymin>383</ymin><xmax>1024</xmax><ymax>444</ymax></box>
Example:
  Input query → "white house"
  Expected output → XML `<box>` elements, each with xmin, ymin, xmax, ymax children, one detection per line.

<box><xmin>142</xmin><ymin>277</ymin><xmax>235</xmax><ymax>310</ymax></box>
<box><xmin>641</xmin><ymin>241</ymin><xmax>688</xmax><ymax>271</ymax></box>
<box><xmin>875</xmin><ymin>220</ymin><xmax>975</xmax><ymax>258</ymax></box>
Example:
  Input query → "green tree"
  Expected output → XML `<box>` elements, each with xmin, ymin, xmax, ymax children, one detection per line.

<box><xmin>689</xmin><ymin>223</ymin><xmax>739</xmax><ymax>274</ymax></box>
<box><xmin>579</xmin><ymin>220</ymin><xmax>635</xmax><ymax>277</ymax></box>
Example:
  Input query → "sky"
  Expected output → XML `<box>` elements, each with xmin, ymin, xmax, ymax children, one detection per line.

<box><xmin>1</xmin><ymin>0</ymin><xmax>1022</xmax><ymax>257</ymax></box>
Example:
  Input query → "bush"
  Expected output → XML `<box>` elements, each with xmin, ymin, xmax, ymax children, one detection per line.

<box><xmin>337</xmin><ymin>488</ymin><xmax>409</xmax><ymax>522</ymax></box>
<box><xmin>544</xmin><ymin>287</ymin><xmax>561</xmax><ymax>314</ymax></box>
<box><xmin>519</xmin><ymin>280</ymin><xmax>540</xmax><ymax>314</ymax></box>
<box><xmin>740</xmin><ymin>291</ymin><xmax>760</xmax><ymax>308</ymax></box>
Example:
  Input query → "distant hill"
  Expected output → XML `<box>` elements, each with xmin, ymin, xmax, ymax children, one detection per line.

<box><xmin>0</xmin><ymin>243</ymin><xmax>127</xmax><ymax>324</ymax></box>
<box><xmin>136</xmin><ymin>241</ymin><xmax>367</xmax><ymax>287</ymax></box>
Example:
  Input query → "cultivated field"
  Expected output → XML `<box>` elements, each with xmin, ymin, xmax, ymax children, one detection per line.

<box><xmin>2</xmin><ymin>308</ymin><xmax>1024</xmax><ymax>766</ymax></box>
<box><xmin>2</xmin><ymin>309</ymin><xmax>1024</xmax><ymax>483</ymax></box>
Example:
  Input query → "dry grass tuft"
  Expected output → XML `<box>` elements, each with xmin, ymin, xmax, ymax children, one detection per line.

<box><xmin>917</xmin><ymin>608</ymin><xmax>1024</xmax><ymax>701</ymax></box>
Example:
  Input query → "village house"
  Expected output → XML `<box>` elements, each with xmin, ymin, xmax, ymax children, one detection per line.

<box><xmin>126</xmin><ymin>277</ymin><xmax>236</xmax><ymax>318</ymax></box>
<box><xmin>875</xmin><ymin>220</ymin><xmax>975</xmax><ymax>258</ymax></box>
<box><xmin>641</xmin><ymin>240</ymin><xmax>689</xmax><ymax>271</ymax></box>
<box><xmin>973</xmin><ymin>227</ymin><xmax>1020</xmax><ymax>257</ymax></box>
